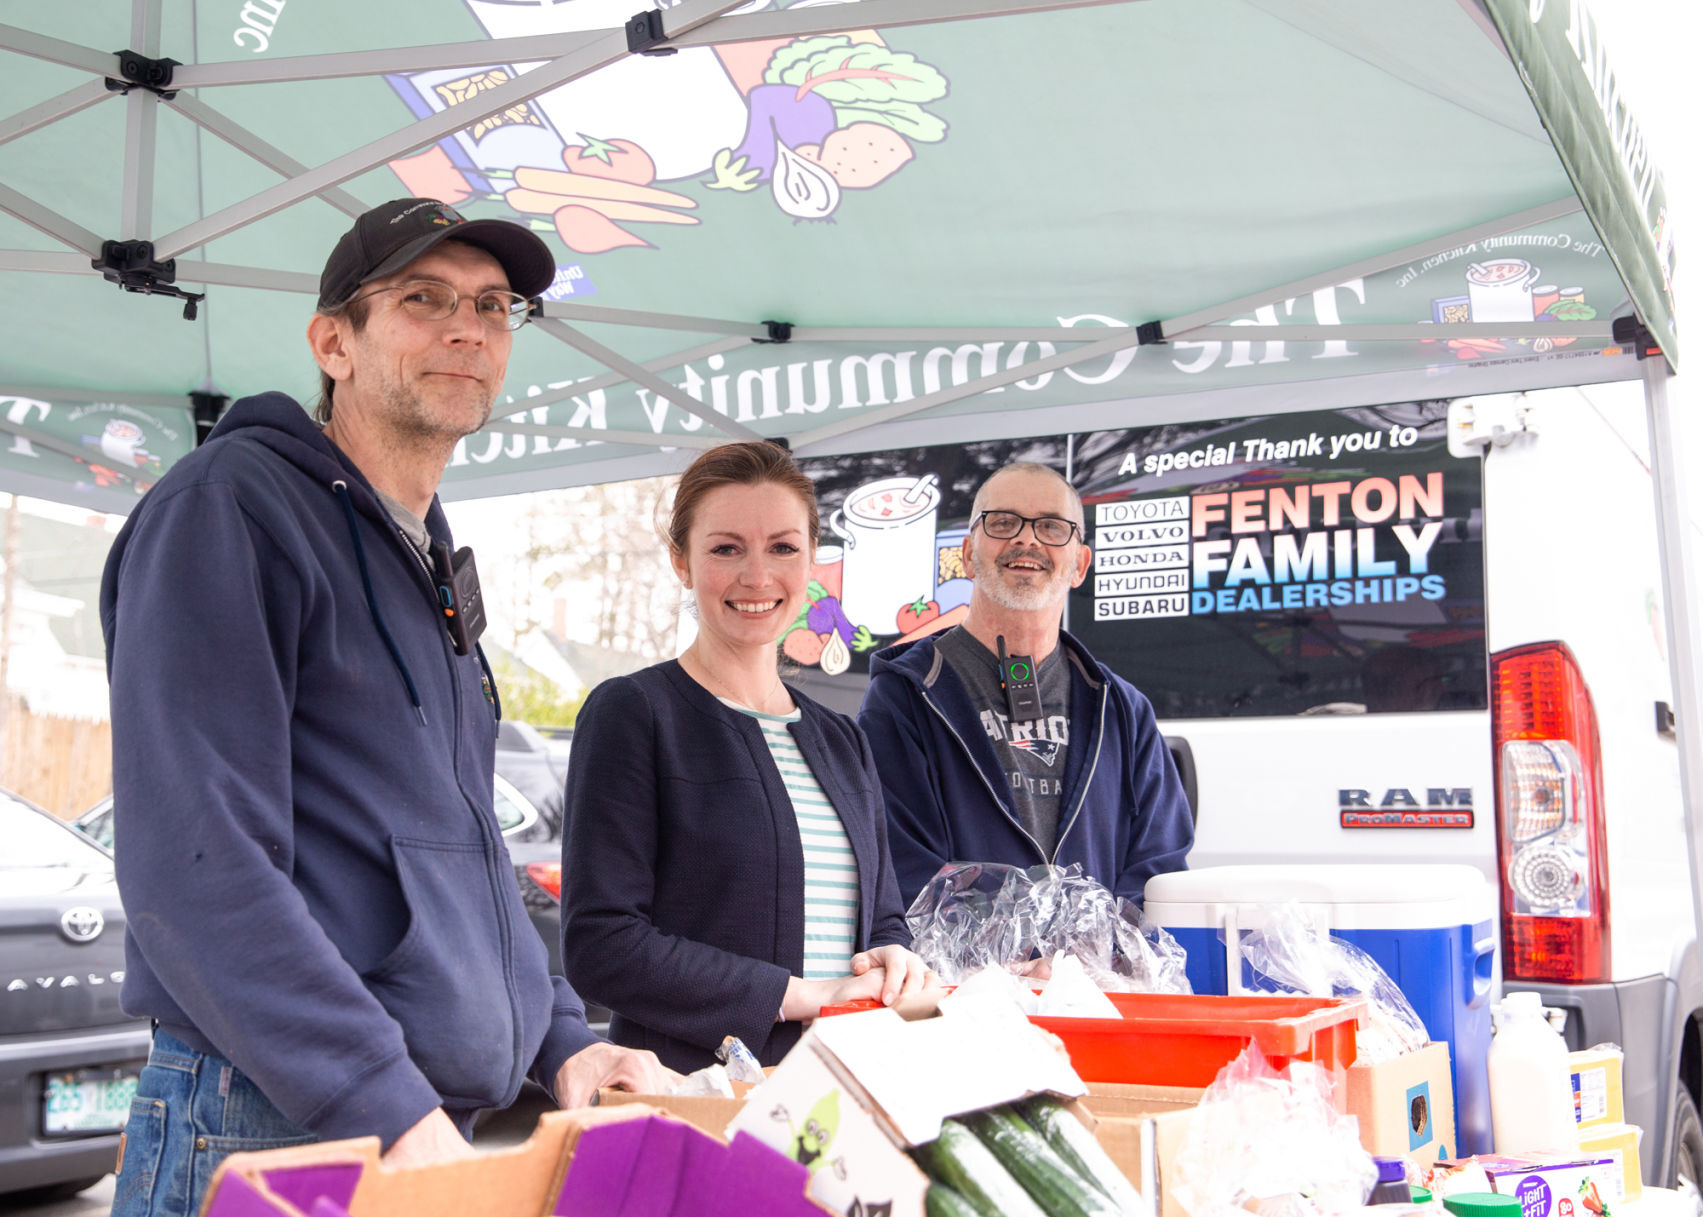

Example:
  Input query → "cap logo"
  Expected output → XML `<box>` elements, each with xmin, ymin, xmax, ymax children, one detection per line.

<box><xmin>389</xmin><ymin>201</ymin><xmax>463</xmax><ymax>227</ymax></box>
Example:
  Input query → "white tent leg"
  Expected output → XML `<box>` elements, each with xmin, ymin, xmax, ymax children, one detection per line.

<box><xmin>1642</xmin><ymin>356</ymin><xmax>1703</xmax><ymax>974</ymax></box>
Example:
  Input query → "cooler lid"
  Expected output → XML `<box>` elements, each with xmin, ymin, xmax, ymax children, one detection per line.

<box><xmin>1144</xmin><ymin>864</ymin><xmax>1494</xmax><ymax>929</ymax></box>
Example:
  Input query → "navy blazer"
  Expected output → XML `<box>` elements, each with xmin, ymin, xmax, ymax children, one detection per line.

<box><xmin>560</xmin><ymin>660</ymin><xmax>910</xmax><ymax>1073</ymax></box>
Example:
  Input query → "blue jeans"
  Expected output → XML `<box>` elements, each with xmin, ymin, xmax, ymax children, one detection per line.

<box><xmin>110</xmin><ymin>1030</ymin><xmax>316</xmax><ymax>1217</ymax></box>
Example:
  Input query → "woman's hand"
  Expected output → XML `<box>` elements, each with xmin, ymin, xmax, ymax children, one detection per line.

<box><xmin>781</xmin><ymin>967</ymin><xmax>887</xmax><ymax>1022</ymax></box>
<box><xmin>850</xmin><ymin>945</ymin><xmax>939</xmax><ymax>1006</ymax></box>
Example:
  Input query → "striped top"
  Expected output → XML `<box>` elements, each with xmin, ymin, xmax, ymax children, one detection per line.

<box><xmin>722</xmin><ymin>699</ymin><xmax>861</xmax><ymax>980</ymax></box>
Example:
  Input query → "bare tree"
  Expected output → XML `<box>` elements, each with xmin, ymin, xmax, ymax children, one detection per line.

<box><xmin>518</xmin><ymin>476</ymin><xmax>680</xmax><ymax>663</ymax></box>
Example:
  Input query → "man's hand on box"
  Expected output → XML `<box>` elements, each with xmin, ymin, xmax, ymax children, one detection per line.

<box><xmin>553</xmin><ymin>1041</ymin><xmax>680</xmax><ymax>1109</ymax></box>
<box><xmin>851</xmin><ymin>944</ymin><xmax>940</xmax><ymax>1007</ymax></box>
<box><xmin>382</xmin><ymin>1108</ymin><xmax>476</xmax><ymax>1169</ymax></box>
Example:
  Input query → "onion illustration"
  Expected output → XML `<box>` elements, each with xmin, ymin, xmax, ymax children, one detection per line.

<box><xmin>771</xmin><ymin>138</ymin><xmax>841</xmax><ymax>220</ymax></box>
<box><xmin>819</xmin><ymin>628</ymin><xmax>851</xmax><ymax>676</ymax></box>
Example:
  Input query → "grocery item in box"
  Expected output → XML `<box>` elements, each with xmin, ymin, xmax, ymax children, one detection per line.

<box><xmin>1429</xmin><ymin>1154</ymin><xmax>1621</xmax><ymax>1217</ymax></box>
<box><xmin>1576</xmin><ymin>1125</ymin><xmax>1642</xmax><ymax>1204</ymax></box>
<box><xmin>1569</xmin><ymin>1047</ymin><xmax>1625</xmax><ymax>1130</ymax></box>
<box><xmin>728</xmin><ymin>999</ymin><xmax>1088</xmax><ymax>1217</ymax></box>
<box><xmin>1488</xmin><ymin>1159</ymin><xmax>1616</xmax><ymax>1217</ymax></box>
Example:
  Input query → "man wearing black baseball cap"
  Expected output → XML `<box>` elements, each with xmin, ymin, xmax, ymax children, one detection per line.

<box><xmin>102</xmin><ymin>200</ymin><xmax>674</xmax><ymax>1217</ymax></box>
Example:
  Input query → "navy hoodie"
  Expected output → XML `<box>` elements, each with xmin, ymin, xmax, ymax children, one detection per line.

<box><xmin>857</xmin><ymin>630</ymin><xmax>1194</xmax><ymax>907</ymax></box>
<box><xmin>99</xmin><ymin>393</ymin><xmax>597</xmax><ymax>1149</ymax></box>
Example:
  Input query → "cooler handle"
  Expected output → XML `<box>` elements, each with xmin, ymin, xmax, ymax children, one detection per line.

<box><xmin>1223</xmin><ymin>905</ymin><xmax>1331</xmax><ymax>996</ymax></box>
<box><xmin>1468</xmin><ymin>918</ymin><xmax>1496</xmax><ymax>1009</ymax></box>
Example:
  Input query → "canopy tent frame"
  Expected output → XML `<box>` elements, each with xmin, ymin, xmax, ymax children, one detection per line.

<box><xmin>0</xmin><ymin>0</ymin><xmax>1697</xmax><ymax>989</ymax></box>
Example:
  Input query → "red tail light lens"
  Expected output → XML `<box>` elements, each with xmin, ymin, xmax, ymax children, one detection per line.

<box><xmin>525</xmin><ymin>862</ymin><xmax>562</xmax><ymax>902</ymax></box>
<box><xmin>1491</xmin><ymin>642</ymin><xmax>1610</xmax><ymax>983</ymax></box>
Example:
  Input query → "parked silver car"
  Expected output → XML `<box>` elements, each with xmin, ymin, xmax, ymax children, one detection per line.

<box><xmin>0</xmin><ymin>791</ymin><xmax>151</xmax><ymax>1201</ymax></box>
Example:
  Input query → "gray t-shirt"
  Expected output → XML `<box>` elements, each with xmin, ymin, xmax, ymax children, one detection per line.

<box><xmin>376</xmin><ymin>489</ymin><xmax>432</xmax><ymax>566</ymax></box>
<box><xmin>933</xmin><ymin>626</ymin><xmax>1072</xmax><ymax>858</ymax></box>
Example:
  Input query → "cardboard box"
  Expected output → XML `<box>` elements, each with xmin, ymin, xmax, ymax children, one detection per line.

<box><xmin>1486</xmin><ymin>1157</ymin><xmax>1618</xmax><ymax>1217</ymax></box>
<box><xmin>1578</xmin><ymin>1123</ymin><xmax>1643</xmax><ymax>1203</ymax></box>
<box><xmin>1345</xmin><ymin>1041</ymin><xmax>1458</xmax><ymax>1166</ymax></box>
<box><xmin>1570</xmin><ymin>1048</ymin><xmax>1626</xmax><ymax>1130</ymax></box>
<box><xmin>197</xmin><ymin>1103</ymin><xmax>830</xmax><ymax>1217</ymax></box>
<box><xmin>593</xmin><ymin>1081</ymin><xmax>755</xmax><ymax>1137</ymax></box>
<box><xmin>1080</xmin><ymin>1083</ymin><xmax>1205</xmax><ymax>1217</ymax></box>
<box><xmin>727</xmin><ymin>1001</ymin><xmax>1089</xmax><ymax>1217</ymax></box>
<box><xmin>1432</xmin><ymin>1154</ymin><xmax>1621</xmax><ymax>1217</ymax></box>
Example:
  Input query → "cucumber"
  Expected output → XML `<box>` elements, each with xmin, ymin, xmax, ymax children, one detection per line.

<box><xmin>964</xmin><ymin>1107</ymin><xmax>1122</xmax><ymax>1217</ymax></box>
<box><xmin>926</xmin><ymin>1183</ymin><xmax>991</xmax><ymax>1217</ymax></box>
<box><xmin>912</xmin><ymin>1119</ymin><xmax>1048</xmax><ymax>1217</ymax></box>
<box><xmin>1025</xmin><ymin>1095</ymin><xmax>1148</xmax><ymax>1216</ymax></box>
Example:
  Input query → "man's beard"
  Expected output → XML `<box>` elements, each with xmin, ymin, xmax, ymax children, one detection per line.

<box><xmin>972</xmin><ymin>543</ymin><xmax>1072</xmax><ymax>612</ymax></box>
<box><xmin>379</xmin><ymin>377</ymin><xmax>493</xmax><ymax>443</ymax></box>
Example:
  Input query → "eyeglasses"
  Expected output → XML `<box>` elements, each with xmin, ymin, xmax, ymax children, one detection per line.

<box><xmin>346</xmin><ymin>280</ymin><xmax>533</xmax><ymax>332</ymax></box>
<box><xmin>974</xmin><ymin>510</ymin><xmax>1081</xmax><ymax>547</ymax></box>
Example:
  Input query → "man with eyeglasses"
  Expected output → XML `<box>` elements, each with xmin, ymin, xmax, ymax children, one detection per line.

<box><xmin>859</xmin><ymin>461</ymin><xmax>1193</xmax><ymax>909</ymax></box>
<box><xmin>101</xmin><ymin>199</ymin><xmax>672</xmax><ymax>1217</ymax></box>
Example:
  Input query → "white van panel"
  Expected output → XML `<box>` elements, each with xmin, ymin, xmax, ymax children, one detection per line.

<box><xmin>1477</xmin><ymin>390</ymin><xmax>1690</xmax><ymax>982</ymax></box>
<box><xmin>1173</xmin><ymin>711</ymin><xmax>1496</xmax><ymax>874</ymax></box>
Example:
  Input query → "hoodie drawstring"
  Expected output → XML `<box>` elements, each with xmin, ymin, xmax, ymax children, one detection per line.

<box><xmin>333</xmin><ymin>480</ymin><xmax>427</xmax><ymax>726</ymax></box>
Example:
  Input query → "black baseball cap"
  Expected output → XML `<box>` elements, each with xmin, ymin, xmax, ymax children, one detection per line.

<box><xmin>317</xmin><ymin>198</ymin><xmax>556</xmax><ymax>311</ymax></box>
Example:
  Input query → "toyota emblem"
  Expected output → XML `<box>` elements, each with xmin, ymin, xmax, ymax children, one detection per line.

<box><xmin>60</xmin><ymin>907</ymin><xmax>104</xmax><ymax>943</ymax></box>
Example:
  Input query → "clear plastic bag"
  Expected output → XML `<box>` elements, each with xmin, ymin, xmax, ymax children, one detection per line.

<box><xmin>1232</xmin><ymin>902</ymin><xmax>1429</xmax><ymax>1063</ymax></box>
<box><xmin>905</xmin><ymin>862</ymin><xmax>1191</xmax><ymax>993</ymax></box>
<box><xmin>1172</xmin><ymin>1042</ymin><xmax>1379</xmax><ymax>1217</ymax></box>
<box><xmin>716</xmin><ymin>1035</ymin><xmax>765</xmax><ymax>1085</ymax></box>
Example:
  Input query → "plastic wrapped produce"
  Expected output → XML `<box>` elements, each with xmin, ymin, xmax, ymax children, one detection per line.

<box><xmin>1232</xmin><ymin>902</ymin><xmax>1429</xmax><ymax>1063</ymax></box>
<box><xmin>1172</xmin><ymin>1042</ymin><xmax>1378</xmax><ymax>1217</ymax></box>
<box><xmin>906</xmin><ymin>863</ymin><xmax>1191</xmax><ymax>993</ymax></box>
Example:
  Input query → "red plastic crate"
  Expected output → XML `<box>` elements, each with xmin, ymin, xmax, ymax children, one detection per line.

<box><xmin>1030</xmin><ymin>992</ymin><xmax>1365</xmax><ymax>1094</ymax></box>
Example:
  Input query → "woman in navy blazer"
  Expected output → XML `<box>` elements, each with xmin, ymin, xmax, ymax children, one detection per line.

<box><xmin>559</xmin><ymin>441</ymin><xmax>932</xmax><ymax>1074</ymax></box>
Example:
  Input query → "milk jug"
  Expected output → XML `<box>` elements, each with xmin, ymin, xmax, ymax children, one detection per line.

<box><xmin>1488</xmin><ymin>991</ymin><xmax>1579</xmax><ymax>1153</ymax></box>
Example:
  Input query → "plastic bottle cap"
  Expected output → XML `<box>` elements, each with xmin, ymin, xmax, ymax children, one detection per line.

<box><xmin>1443</xmin><ymin>1193</ymin><xmax>1521</xmax><ymax>1217</ymax></box>
<box><xmin>1414</xmin><ymin>1189</ymin><xmax>1432</xmax><ymax>1203</ymax></box>
<box><xmin>1375</xmin><ymin>1157</ymin><xmax>1408</xmax><ymax>1183</ymax></box>
<box><xmin>1502</xmin><ymin>991</ymin><xmax>1543</xmax><ymax>1016</ymax></box>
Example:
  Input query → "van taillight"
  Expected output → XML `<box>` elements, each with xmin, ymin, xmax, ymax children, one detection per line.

<box><xmin>1491</xmin><ymin>642</ymin><xmax>1610</xmax><ymax>983</ymax></box>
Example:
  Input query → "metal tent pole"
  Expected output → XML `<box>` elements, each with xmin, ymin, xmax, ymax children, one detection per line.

<box><xmin>1642</xmin><ymin>355</ymin><xmax>1703</xmax><ymax>976</ymax></box>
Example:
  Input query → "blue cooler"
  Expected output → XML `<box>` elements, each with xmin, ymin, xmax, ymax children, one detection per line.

<box><xmin>1144</xmin><ymin>864</ymin><xmax>1496</xmax><ymax>1155</ymax></box>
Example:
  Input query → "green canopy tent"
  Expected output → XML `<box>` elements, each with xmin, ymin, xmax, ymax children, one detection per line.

<box><xmin>0</xmin><ymin>0</ymin><xmax>1696</xmax><ymax>945</ymax></box>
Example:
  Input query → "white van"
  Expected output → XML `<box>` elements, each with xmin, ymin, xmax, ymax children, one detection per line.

<box><xmin>792</xmin><ymin>383</ymin><xmax>1699</xmax><ymax>1189</ymax></box>
<box><xmin>1067</xmin><ymin>385</ymin><xmax>1698</xmax><ymax>1192</ymax></box>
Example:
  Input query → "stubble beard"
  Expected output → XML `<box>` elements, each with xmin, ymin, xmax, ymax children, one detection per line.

<box><xmin>379</xmin><ymin>375</ymin><xmax>493</xmax><ymax>445</ymax></box>
<box><xmin>971</xmin><ymin>543</ymin><xmax>1073</xmax><ymax>613</ymax></box>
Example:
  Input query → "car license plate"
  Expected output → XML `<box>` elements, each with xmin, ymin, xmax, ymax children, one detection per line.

<box><xmin>43</xmin><ymin>1066</ymin><xmax>140</xmax><ymax>1136</ymax></box>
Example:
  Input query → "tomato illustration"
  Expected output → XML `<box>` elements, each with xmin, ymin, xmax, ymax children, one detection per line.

<box><xmin>895</xmin><ymin>596</ymin><xmax>942</xmax><ymax>634</ymax></box>
<box><xmin>562</xmin><ymin>136</ymin><xmax>655</xmax><ymax>186</ymax></box>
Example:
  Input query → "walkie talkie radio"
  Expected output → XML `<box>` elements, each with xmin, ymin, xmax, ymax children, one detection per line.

<box><xmin>997</xmin><ymin>635</ymin><xmax>1043</xmax><ymax>722</ymax></box>
<box><xmin>431</xmin><ymin>541</ymin><xmax>487</xmax><ymax>656</ymax></box>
